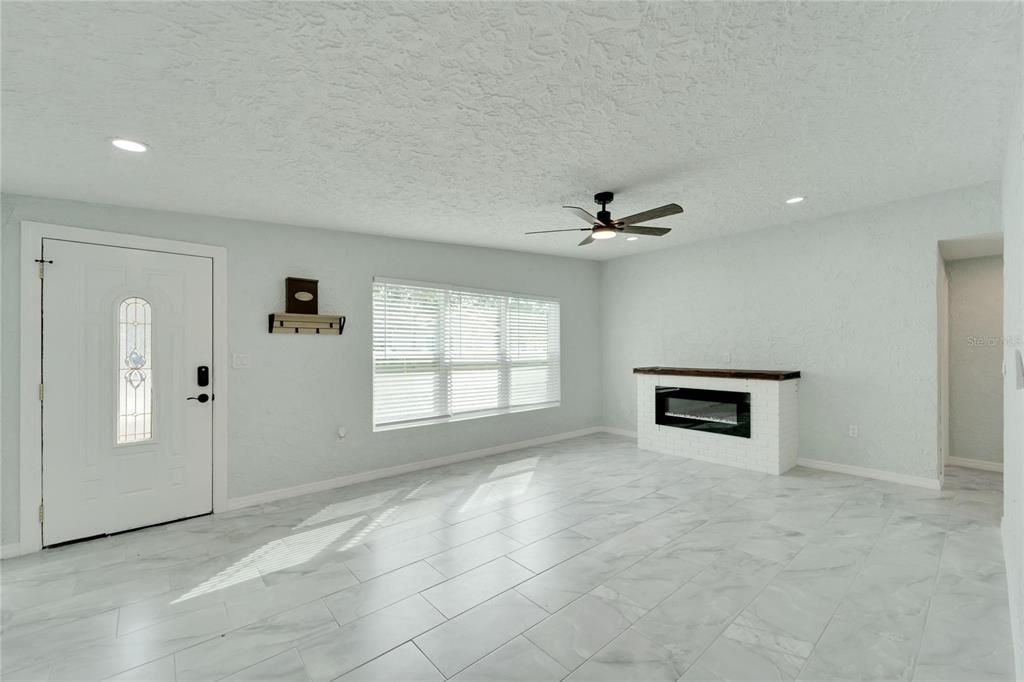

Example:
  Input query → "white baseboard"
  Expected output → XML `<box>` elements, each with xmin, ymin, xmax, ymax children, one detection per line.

<box><xmin>797</xmin><ymin>458</ymin><xmax>941</xmax><ymax>490</ymax></box>
<box><xmin>946</xmin><ymin>456</ymin><xmax>1003</xmax><ymax>472</ymax></box>
<box><xmin>0</xmin><ymin>542</ymin><xmax>28</xmax><ymax>559</ymax></box>
<box><xmin>226</xmin><ymin>427</ymin><xmax>608</xmax><ymax>511</ymax></box>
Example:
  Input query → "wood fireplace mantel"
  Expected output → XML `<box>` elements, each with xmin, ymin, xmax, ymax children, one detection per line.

<box><xmin>633</xmin><ymin>367</ymin><xmax>801</xmax><ymax>381</ymax></box>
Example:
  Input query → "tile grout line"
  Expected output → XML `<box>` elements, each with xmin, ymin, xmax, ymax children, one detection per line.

<box><xmin>345</xmin><ymin>460</ymin><xmax>682</xmax><ymax>585</ymax></box>
<box><xmin>407</xmin><ymin>586</ymin><xmax>541</xmax><ymax>680</ymax></box>
<box><xmin>540</xmin><ymin>483</ymin><xmax>760</xmax><ymax>676</ymax></box>
<box><xmin>210</xmin><ymin>645</ymin><xmax>297</xmax><ymax>682</ymax></box>
<box><xmin>660</xmin><ymin>477</ymin><xmax>866</xmax><ymax>679</ymax></box>
<box><xmin>906</xmin><ymin>504</ymin><xmax>955</xmax><ymax>682</ymax></box>
<box><xmin>411</xmin><ymin>639</ymin><xmax>447</xmax><ymax>681</ymax></box>
<box><xmin>292</xmin><ymin>646</ymin><xmax>312</xmax><ymax>682</ymax></box>
<box><xmin>791</xmin><ymin>501</ymin><xmax>900</xmax><ymax>680</ymax></box>
<box><xmin>734</xmin><ymin>482</ymin><xmax>871</xmax><ymax>673</ymax></box>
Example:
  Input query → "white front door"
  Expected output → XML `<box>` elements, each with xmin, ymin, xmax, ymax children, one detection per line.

<box><xmin>41</xmin><ymin>238</ymin><xmax>214</xmax><ymax>546</ymax></box>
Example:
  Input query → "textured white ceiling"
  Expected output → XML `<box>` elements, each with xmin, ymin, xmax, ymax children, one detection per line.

<box><xmin>2</xmin><ymin>2</ymin><xmax>1020</xmax><ymax>260</ymax></box>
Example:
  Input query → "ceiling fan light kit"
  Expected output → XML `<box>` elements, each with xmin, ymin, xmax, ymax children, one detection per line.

<box><xmin>526</xmin><ymin>191</ymin><xmax>683</xmax><ymax>246</ymax></box>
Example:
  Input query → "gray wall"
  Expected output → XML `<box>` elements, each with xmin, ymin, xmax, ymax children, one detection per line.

<box><xmin>947</xmin><ymin>256</ymin><xmax>1004</xmax><ymax>465</ymax></box>
<box><xmin>1</xmin><ymin>194</ymin><xmax>603</xmax><ymax>545</ymax></box>
<box><xmin>600</xmin><ymin>183</ymin><xmax>1001</xmax><ymax>481</ymax></box>
<box><xmin>0</xmin><ymin>182</ymin><xmax>1009</xmax><ymax>547</ymax></box>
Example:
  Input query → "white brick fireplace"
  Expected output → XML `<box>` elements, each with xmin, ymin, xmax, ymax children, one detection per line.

<box><xmin>635</xmin><ymin>367</ymin><xmax>800</xmax><ymax>475</ymax></box>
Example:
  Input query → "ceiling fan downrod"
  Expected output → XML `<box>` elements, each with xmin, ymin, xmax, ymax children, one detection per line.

<box><xmin>594</xmin><ymin>191</ymin><xmax>614</xmax><ymax>225</ymax></box>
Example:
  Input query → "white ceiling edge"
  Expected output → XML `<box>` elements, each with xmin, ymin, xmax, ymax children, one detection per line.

<box><xmin>940</xmin><ymin>233</ymin><xmax>1004</xmax><ymax>262</ymax></box>
<box><xmin>0</xmin><ymin>190</ymin><xmax>606</xmax><ymax>264</ymax></box>
<box><xmin>2</xmin><ymin>180</ymin><xmax>1003</xmax><ymax>265</ymax></box>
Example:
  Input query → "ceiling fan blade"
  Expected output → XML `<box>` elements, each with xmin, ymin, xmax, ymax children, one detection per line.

<box><xmin>621</xmin><ymin>225</ymin><xmax>671</xmax><ymax>237</ymax></box>
<box><xmin>578</xmin><ymin>234</ymin><xmax>595</xmax><ymax>246</ymax></box>
<box><xmin>563</xmin><ymin>206</ymin><xmax>600</xmax><ymax>225</ymax></box>
<box><xmin>616</xmin><ymin>203</ymin><xmax>683</xmax><ymax>226</ymax></box>
<box><xmin>524</xmin><ymin>228</ymin><xmax>591</xmax><ymax>235</ymax></box>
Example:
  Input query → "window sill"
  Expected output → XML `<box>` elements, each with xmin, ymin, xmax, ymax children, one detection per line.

<box><xmin>373</xmin><ymin>401</ymin><xmax>560</xmax><ymax>432</ymax></box>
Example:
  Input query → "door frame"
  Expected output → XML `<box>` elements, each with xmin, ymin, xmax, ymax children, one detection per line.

<box><xmin>19</xmin><ymin>221</ymin><xmax>229</xmax><ymax>553</ymax></box>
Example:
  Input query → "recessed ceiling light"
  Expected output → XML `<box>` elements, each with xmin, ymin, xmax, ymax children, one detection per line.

<box><xmin>626</xmin><ymin>236</ymin><xmax>639</xmax><ymax>241</ymax></box>
<box><xmin>785</xmin><ymin>196</ymin><xmax>805</xmax><ymax>205</ymax></box>
<box><xmin>111</xmin><ymin>138</ymin><xmax>148</xmax><ymax>153</ymax></box>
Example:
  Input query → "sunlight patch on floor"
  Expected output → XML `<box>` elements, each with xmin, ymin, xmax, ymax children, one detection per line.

<box><xmin>295</xmin><ymin>490</ymin><xmax>396</xmax><ymax>529</ymax></box>
<box><xmin>459</xmin><ymin>471</ymin><xmax>535</xmax><ymax>512</ymax></box>
<box><xmin>337</xmin><ymin>506</ymin><xmax>399</xmax><ymax>553</ymax></box>
<box><xmin>173</xmin><ymin>515</ymin><xmax>365</xmax><ymax>603</ymax></box>
<box><xmin>491</xmin><ymin>457</ymin><xmax>539</xmax><ymax>477</ymax></box>
<box><xmin>400</xmin><ymin>480</ymin><xmax>433</xmax><ymax>500</ymax></box>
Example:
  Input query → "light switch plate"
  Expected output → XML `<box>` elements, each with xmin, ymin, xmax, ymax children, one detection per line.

<box><xmin>232</xmin><ymin>353</ymin><xmax>251</xmax><ymax>369</ymax></box>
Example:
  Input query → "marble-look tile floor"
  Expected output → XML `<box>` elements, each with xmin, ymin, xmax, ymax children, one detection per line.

<box><xmin>1</xmin><ymin>434</ymin><xmax>1013</xmax><ymax>681</ymax></box>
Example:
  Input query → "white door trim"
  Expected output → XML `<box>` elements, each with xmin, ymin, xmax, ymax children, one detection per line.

<box><xmin>19</xmin><ymin>221</ymin><xmax>229</xmax><ymax>554</ymax></box>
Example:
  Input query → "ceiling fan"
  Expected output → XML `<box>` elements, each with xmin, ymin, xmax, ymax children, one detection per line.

<box><xmin>526</xmin><ymin>192</ymin><xmax>683</xmax><ymax>246</ymax></box>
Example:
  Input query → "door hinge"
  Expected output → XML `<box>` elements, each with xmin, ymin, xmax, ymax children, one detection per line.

<box><xmin>38</xmin><ymin>383</ymin><xmax>44</xmax><ymax>401</ymax></box>
<box><xmin>34</xmin><ymin>258</ymin><xmax>52</xmax><ymax>279</ymax></box>
<box><xmin>38</xmin><ymin>504</ymin><xmax>44</xmax><ymax>524</ymax></box>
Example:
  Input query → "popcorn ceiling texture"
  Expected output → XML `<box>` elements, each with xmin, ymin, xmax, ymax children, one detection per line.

<box><xmin>1</xmin><ymin>1</ymin><xmax>1020</xmax><ymax>260</ymax></box>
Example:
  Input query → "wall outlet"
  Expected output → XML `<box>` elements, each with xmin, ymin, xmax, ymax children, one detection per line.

<box><xmin>848</xmin><ymin>425</ymin><xmax>859</xmax><ymax>438</ymax></box>
<box><xmin>232</xmin><ymin>353</ymin><xmax>250</xmax><ymax>369</ymax></box>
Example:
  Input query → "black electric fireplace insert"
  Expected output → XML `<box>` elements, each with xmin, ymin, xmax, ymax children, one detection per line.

<box><xmin>655</xmin><ymin>386</ymin><xmax>751</xmax><ymax>438</ymax></box>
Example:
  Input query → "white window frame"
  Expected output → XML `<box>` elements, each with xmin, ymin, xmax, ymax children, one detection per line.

<box><xmin>372</xmin><ymin>277</ymin><xmax>561</xmax><ymax>431</ymax></box>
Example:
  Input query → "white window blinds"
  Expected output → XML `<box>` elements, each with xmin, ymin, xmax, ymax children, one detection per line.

<box><xmin>373</xmin><ymin>279</ymin><xmax>560</xmax><ymax>429</ymax></box>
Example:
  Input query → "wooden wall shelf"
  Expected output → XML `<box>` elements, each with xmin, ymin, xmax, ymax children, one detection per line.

<box><xmin>268</xmin><ymin>313</ymin><xmax>346</xmax><ymax>335</ymax></box>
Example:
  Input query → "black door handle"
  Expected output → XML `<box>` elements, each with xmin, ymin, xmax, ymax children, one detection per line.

<box><xmin>187</xmin><ymin>393</ymin><xmax>211</xmax><ymax>403</ymax></box>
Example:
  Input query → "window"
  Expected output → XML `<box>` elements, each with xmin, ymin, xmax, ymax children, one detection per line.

<box><xmin>373</xmin><ymin>279</ymin><xmax>560</xmax><ymax>430</ymax></box>
<box><xmin>117</xmin><ymin>297</ymin><xmax>153</xmax><ymax>443</ymax></box>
